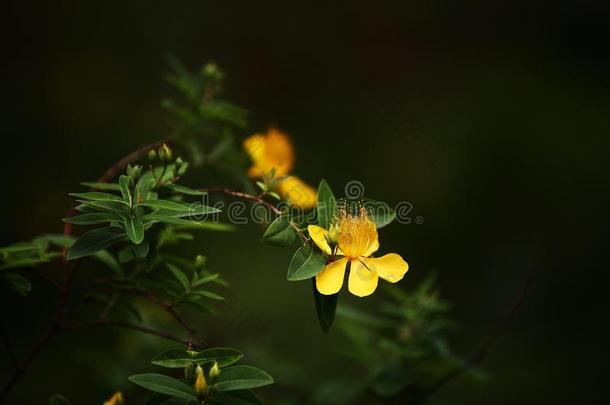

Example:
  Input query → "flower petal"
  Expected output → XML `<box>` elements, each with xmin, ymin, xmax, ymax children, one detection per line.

<box><xmin>348</xmin><ymin>259</ymin><xmax>379</xmax><ymax>297</ymax></box>
<box><xmin>316</xmin><ymin>257</ymin><xmax>348</xmax><ymax>295</ymax></box>
<box><xmin>277</xmin><ymin>176</ymin><xmax>317</xmax><ymax>209</ymax></box>
<box><xmin>243</xmin><ymin>129</ymin><xmax>294</xmax><ymax>177</ymax></box>
<box><xmin>361</xmin><ymin>253</ymin><xmax>408</xmax><ymax>283</ymax></box>
<box><xmin>243</xmin><ymin>134</ymin><xmax>268</xmax><ymax>178</ymax></box>
<box><xmin>308</xmin><ymin>225</ymin><xmax>332</xmax><ymax>255</ymax></box>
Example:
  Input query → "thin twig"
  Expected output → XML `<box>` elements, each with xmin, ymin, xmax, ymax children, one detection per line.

<box><xmin>67</xmin><ymin>320</ymin><xmax>205</xmax><ymax>349</ymax></box>
<box><xmin>200</xmin><ymin>187</ymin><xmax>308</xmax><ymax>241</ymax></box>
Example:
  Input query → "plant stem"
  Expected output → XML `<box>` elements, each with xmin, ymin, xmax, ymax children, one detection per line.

<box><xmin>200</xmin><ymin>187</ymin><xmax>309</xmax><ymax>241</ymax></box>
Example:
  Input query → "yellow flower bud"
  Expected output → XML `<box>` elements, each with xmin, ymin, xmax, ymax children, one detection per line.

<box><xmin>159</xmin><ymin>143</ymin><xmax>173</xmax><ymax>161</ymax></box>
<box><xmin>327</xmin><ymin>223</ymin><xmax>340</xmax><ymax>243</ymax></box>
<box><xmin>103</xmin><ymin>391</ymin><xmax>124</xmax><ymax>405</ymax></box>
<box><xmin>209</xmin><ymin>361</ymin><xmax>221</xmax><ymax>380</ymax></box>
<box><xmin>194</xmin><ymin>365</ymin><xmax>208</xmax><ymax>397</ymax></box>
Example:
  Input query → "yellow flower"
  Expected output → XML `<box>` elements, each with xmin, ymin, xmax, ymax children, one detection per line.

<box><xmin>194</xmin><ymin>365</ymin><xmax>208</xmax><ymax>397</ymax></box>
<box><xmin>103</xmin><ymin>391</ymin><xmax>124</xmax><ymax>405</ymax></box>
<box><xmin>243</xmin><ymin>128</ymin><xmax>316</xmax><ymax>209</ymax></box>
<box><xmin>308</xmin><ymin>206</ymin><xmax>409</xmax><ymax>297</ymax></box>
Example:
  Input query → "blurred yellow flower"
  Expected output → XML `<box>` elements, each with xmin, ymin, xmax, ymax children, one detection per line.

<box><xmin>243</xmin><ymin>128</ymin><xmax>316</xmax><ymax>209</ymax></box>
<box><xmin>308</xmin><ymin>206</ymin><xmax>408</xmax><ymax>297</ymax></box>
<box><xmin>103</xmin><ymin>391</ymin><xmax>124</xmax><ymax>405</ymax></box>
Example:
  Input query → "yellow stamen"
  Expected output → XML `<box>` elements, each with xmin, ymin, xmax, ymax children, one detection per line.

<box><xmin>336</xmin><ymin>205</ymin><xmax>377</xmax><ymax>259</ymax></box>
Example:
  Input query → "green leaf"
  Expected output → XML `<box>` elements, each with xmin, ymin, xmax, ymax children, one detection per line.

<box><xmin>75</xmin><ymin>200</ymin><xmax>130</xmax><ymax>217</ymax></box>
<box><xmin>261</xmin><ymin>216</ymin><xmax>296</xmax><ymax>247</ymax></box>
<box><xmin>0</xmin><ymin>257</ymin><xmax>54</xmax><ymax>272</ymax></box>
<box><xmin>81</xmin><ymin>182</ymin><xmax>120</xmax><ymax>191</ymax></box>
<box><xmin>125</xmin><ymin>216</ymin><xmax>145</xmax><ymax>244</ymax></box>
<box><xmin>67</xmin><ymin>228</ymin><xmax>125</xmax><ymax>260</ymax></box>
<box><xmin>139</xmin><ymin>199</ymin><xmax>192</xmax><ymax>211</ymax></box>
<box><xmin>213</xmin><ymin>366</ymin><xmax>274</xmax><ymax>392</ymax></box>
<box><xmin>131</xmin><ymin>238</ymin><xmax>150</xmax><ymax>259</ymax></box>
<box><xmin>151</xmin><ymin>349</ymin><xmax>194</xmax><ymax>368</ymax></box>
<box><xmin>167</xmin><ymin>263</ymin><xmax>190</xmax><ymax>291</ymax></box>
<box><xmin>119</xmin><ymin>175</ymin><xmax>133</xmax><ymax>206</ymax></box>
<box><xmin>2</xmin><ymin>273</ymin><xmax>32</xmax><ymax>296</ymax></box>
<box><xmin>313</xmin><ymin>278</ymin><xmax>338</xmax><ymax>333</ymax></box>
<box><xmin>63</xmin><ymin>212</ymin><xmax>122</xmax><ymax>225</ymax></box>
<box><xmin>70</xmin><ymin>192</ymin><xmax>126</xmax><ymax>204</ymax></box>
<box><xmin>128</xmin><ymin>374</ymin><xmax>197</xmax><ymax>401</ymax></box>
<box><xmin>163</xmin><ymin>184</ymin><xmax>205</xmax><ymax>196</ymax></box>
<box><xmin>210</xmin><ymin>390</ymin><xmax>262</xmax><ymax>405</ymax></box>
<box><xmin>193</xmin><ymin>348</ymin><xmax>243</xmax><ymax>367</ymax></box>
<box><xmin>287</xmin><ymin>243</ymin><xmax>326</xmax><ymax>281</ymax></box>
<box><xmin>93</xmin><ymin>250</ymin><xmax>123</xmax><ymax>276</ymax></box>
<box><xmin>192</xmin><ymin>290</ymin><xmax>224</xmax><ymax>300</ymax></box>
<box><xmin>317</xmin><ymin>180</ymin><xmax>336</xmax><ymax>229</ymax></box>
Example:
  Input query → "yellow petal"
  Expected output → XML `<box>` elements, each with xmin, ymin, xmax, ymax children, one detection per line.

<box><xmin>316</xmin><ymin>257</ymin><xmax>348</xmax><ymax>295</ymax></box>
<box><xmin>308</xmin><ymin>225</ymin><xmax>332</xmax><ymax>255</ymax></box>
<box><xmin>277</xmin><ymin>176</ymin><xmax>317</xmax><ymax>209</ymax></box>
<box><xmin>348</xmin><ymin>259</ymin><xmax>379</xmax><ymax>297</ymax></box>
<box><xmin>265</xmin><ymin>128</ymin><xmax>294</xmax><ymax>176</ymax></box>
<box><xmin>361</xmin><ymin>253</ymin><xmax>408</xmax><ymax>283</ymax></box>
<box><xmin>243</xmin><ymin>134</ymin><xmax>268</xmax><ymax>177</ymax></box>
<box><xmin>243</xmin><ymin>129</ymin><xmax>294</xmax><ymax>178</ymax></box>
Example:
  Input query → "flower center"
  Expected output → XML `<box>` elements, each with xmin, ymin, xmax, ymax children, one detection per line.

<box><xmin>335</xmin><ymin>205</ymin><xmax>377</xmax><ymax>258</ymax></box>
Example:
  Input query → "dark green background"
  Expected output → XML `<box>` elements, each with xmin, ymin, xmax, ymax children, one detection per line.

<box><xmin>1</xmin><ymin>1</ymin><xmax>608</xmax><ymax>404</ymax></box>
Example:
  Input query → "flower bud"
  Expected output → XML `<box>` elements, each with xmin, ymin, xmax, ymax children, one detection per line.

<box><xmin>159</xmin><ymin>143</ymin><xmax>173</xmax><ymax>161</ymax></box>
<box><xmin>103</xmin><ymin>391</ymin><xmax>124</xmax><ymax>405</ymax></box>
<box><xmin>127</xmin><ymin>164</ymin><xmax>141</xmax><ymax>179</ymax></box>
<box><xmin>209</xmin><ymin>361</ymin><xmax>221</xmax><ymax>380</ymax></box>
<box><xmin>147</xmin><ymin>149</ymin><xmax>157</xmax><ymax>161</ymax></box>
<box><xmin>195</xmin><ymin>255</ymin><xmax>206</xmax><ymax>268</ymax></box>
<box><xmin>327</xmin><ymin>223</ymin><xmax>340</xmax><ymax>243</ymax></box>
<box><xmin>194</xmin><ymin>365</ymin><xmax>208</xmax><ymax>397</ymax></box>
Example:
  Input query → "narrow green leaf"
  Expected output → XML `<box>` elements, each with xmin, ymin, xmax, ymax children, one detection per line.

<box><xmin>261</xmin><ymin>216</ymin><xmax>296</xmax><ymax>247</ymax></box>
<box><xmin>317</xmin><ymin>180</ymin><xmax>336</xmax><ymax>229</ymax></box>
<box><xmin>214</xmin><ymin>365</ymin><xmax>274</xmax><ymax>392</ymax></box>
<box><xmin>67</xmin><ymin>228</ymin><xmax>125</xmax><ymax>260</ymax></box>
<box><xmin>167</xmin><ymin>263</ymin><xmax>190</xmax><ymax>291</ymax></box>
<box><xmin>124</xmin><ymin>216</ymin><xmax>145</xmax><ymax>244</ymax></box>
<box><xmin>138</xmin><ymin>199</ymin><xmax>191</xmax><ymax>211</ymax></box>
<box><xmin>192</xmin><ymin>290</ymin><xmax>224</xmax><ymax>300</ymax></box>
<box><xmin>128</xmin><ymin>374</ymin><xmax>197</xmax><ymax>400</ymax></box>
<box><xmin>287</xmin><ymin>244</ymin><xmax>326</xmax><ymax>281</ymax></box>
<box><xmin>2</xmin><ymin>273</ymin><xmax>32</xmax><ymax>296</ymax></box>
<box><xmin>119</xmin><ymin>175</ymin><xmax>133</xmax><ymax>206</ymax></box>
<box><xmin>81</xmin><ymin>182</ymin><xmax>120</xmax><ymax>191</ymax></box>
<box><xmin>70</xmin><ymin>192</ymin><xmax>126</xmax><ymax>204</ymax></box>
<box><xmin>163</xmin><ymin>183</ymin><xmax>205</xmax><ymax>196</ymax></box>
<box><xmin>63</xmin><ymin>213</ymin><xmax>122</xmax><ymax>225</ymax></box>
<box><xmin>193</xmin><ymin>348</ymin><xmax>243</xmax><ymax>367</ymax></box>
